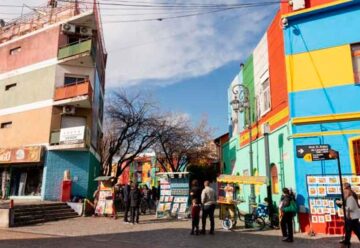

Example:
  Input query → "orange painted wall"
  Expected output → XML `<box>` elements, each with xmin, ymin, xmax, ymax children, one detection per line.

<box><xmin>0</xmin><ymin>27</ymin><xmax>59</xmax><ymax>73</ymax></box>
<box><xmin>281</xmin><ymin>0</ymin><xmax>335</xmax><ymax>15</ymax></box>
<box><xmin>0</xmin><ymin>107</ymin><xmax>53</xmax><ymax>148</ymax></box>
<box><xmin>267</xmin><ymin>11</ymin><xmax>288</xmax><ymax>115</ymax></box>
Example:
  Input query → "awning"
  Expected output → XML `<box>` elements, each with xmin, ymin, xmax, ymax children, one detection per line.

<box><xmin>217</xmin><ymin>174</ymin><xmax>267</xmax><ymax>185</ymax></box>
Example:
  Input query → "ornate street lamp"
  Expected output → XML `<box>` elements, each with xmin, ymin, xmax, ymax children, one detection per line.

<box><xmin>230</xmin><ymin>83</ymin><xmax>256</xmax><ymax>212</ymax></box>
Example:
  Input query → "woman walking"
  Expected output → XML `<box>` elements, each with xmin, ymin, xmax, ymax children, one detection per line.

<box><xmin>338</xmin><ymin>183</ymin><xmax>360</xmax><ymax>246</ymax></box>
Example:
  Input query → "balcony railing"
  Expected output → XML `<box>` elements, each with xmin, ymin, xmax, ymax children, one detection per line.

<box><xmin>58</xmin><ymin>38</ymin><xmax>92</xmax><ymax>60</ymax></box>
<box><xmin>54</xmin><ymin>80</ymin><xmax>92</xmax><ymax>101</ymax></box>
<box><xmin>50</xmin><ymin>126</ymin><xmax>91</xmax><ymax>147</ymax></box>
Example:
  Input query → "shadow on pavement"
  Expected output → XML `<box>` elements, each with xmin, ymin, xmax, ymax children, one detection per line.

<box><xmin>0</xmin><ymin>227</ymin><xmax>346</xmax><ymax>248</ymax></box>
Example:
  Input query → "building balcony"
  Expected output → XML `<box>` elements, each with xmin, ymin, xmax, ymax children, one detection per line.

<box><xmin>53</xmin><ymin>80</ymin><xmax>92</xmax><ymax>108</ymax></box>
<box><xmin>49</xmin><ymin>126</ymin><xmax>91</xmax><ymax>151</ymax></box>
<box><xmin>58</xmin><ymin>38</ymin><xmax>92</xmax><ymax>60</ymax></box>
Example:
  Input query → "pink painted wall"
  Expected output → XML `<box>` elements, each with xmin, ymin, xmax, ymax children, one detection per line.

<box><xmin>0</xmin><ymin>26</ymin><xmax>60</xmax><ymax>73</ymax></box>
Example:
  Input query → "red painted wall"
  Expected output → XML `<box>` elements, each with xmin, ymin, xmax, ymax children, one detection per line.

<box><xmin>0</xmin><ymin>26</ymin><xmax>60</xmax><ymax>73</ymax></box>
<box><xmin>281</xmin><ymin>0</ymin><xmax>335</xmax><ymax>15</ymax></box>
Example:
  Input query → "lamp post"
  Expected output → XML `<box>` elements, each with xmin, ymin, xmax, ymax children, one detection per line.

<box><xmin>230</xmin><ymin>83</ymin><xmax>256</xmax><ymax>212</ymax></box>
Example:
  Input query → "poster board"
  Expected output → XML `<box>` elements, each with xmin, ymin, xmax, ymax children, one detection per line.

<box><xmin>156</xmin><ymin>176</ymin><xmax>189</xmax><ymax>219</ymax></box>
<box><xmin>306</xmin><ymin>174</ymin><xmax>360</xmax><ymax>227</ymax></box>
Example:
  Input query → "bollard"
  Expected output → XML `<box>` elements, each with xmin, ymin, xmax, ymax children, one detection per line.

<box><xmin>9</xmin><ymin>199</ymin><xmax>14</xmax><ymax>209</ymax></box>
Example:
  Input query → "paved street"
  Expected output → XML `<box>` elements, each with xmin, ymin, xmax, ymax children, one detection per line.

<box><xmin>0</xmin><ymin>214</ymin><xmax>355</xmax><ymax>248</ymax></box>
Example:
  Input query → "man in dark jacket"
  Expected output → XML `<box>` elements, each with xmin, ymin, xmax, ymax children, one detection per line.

<box><xmin>130</xmin><ymin>183</ymin><xmax>141</xmax><ymax>224</ymax></box>
<box><xmin>123</xmin><ymin>180</ymin><xmax>132</xmax><ymax>223</ymax></box>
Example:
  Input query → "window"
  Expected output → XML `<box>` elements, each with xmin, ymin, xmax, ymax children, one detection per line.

<box><xmin>351</xmin><ymin>44</ymin><xmax>360</xmax><ymax>83</ymax></box>
<box><xmin>9</xmin><ymin>47</ymin><xmax>21</xmax><ymax>55</ymax></box>
<box><xmin>1</xmin><ymin>122</ymin><xmax>12</xmax><ymax>129</ymax></box>
<box><xmin>271</xmin><ymin>164</ymin><xmax>279</xmax><ymax>194</ymax></box>
<box><xmin>64</xmin><ymin>74</ymin><xmax>88</xmax><ymax>86</ymax></box>
<box><xmin>5</xmin><ymin>83</ymin><xmax>16</xmax><ymax>91</ymax></box>
<box><xmin>260</xmin><ymin>79</ymin><xmax>271</xmax><ymax>116</ymax></box>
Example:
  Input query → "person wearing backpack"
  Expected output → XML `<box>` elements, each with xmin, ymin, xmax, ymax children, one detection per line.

<box><xmin>337</xmin><ymin>183</ymin><xmax>360</xmax><ymax>246</ymax></box>
<box><xmin>280</xmin><ymin>187</ymin><xmax>297</xmax><ymax>243</ymax></box>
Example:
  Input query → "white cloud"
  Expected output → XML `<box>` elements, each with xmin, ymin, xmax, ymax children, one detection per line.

<box><xmin>2</xmin><ymin>0</ymin><xmax>277</xmax><ymax>88</ymax></box>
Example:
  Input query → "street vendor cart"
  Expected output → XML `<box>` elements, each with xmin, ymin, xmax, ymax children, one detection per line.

<box><xmin>217</xmin><ymin>174</ymin><xmax>268</xmax><ymax>230</ymax></box>
<box><xmin>93</xmin><ymin>176</ymin><xmax>116</xmax><ymax>217</ymax></box>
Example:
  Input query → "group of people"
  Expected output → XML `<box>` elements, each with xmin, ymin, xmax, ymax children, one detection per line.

<box><xmin>113</xmin><ymin>180</ymin><xmax>159</xmax><ymax>224</ymax></box>
<box><xmin>189</xmin><ymin>180</ymin><xmax>216</xmax><ymax>235</ymax></box>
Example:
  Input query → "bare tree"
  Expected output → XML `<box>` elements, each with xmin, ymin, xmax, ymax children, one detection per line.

<box><xmin>101</xmin><ymin>91</ymin><xmax>160</xmax><ymax>177</ymax></box>
<box><xmin>154</xmin><ymin>114</ymin><xmax>215</xmax><ymax>173</ymax></box>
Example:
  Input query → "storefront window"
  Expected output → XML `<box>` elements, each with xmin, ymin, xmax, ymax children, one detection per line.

<box><xmin>10</xmin><ymin>166</ymin><xmax>43</xmax><ymax>197</ymax></box>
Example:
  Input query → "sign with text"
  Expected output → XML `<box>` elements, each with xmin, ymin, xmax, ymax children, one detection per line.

<box><xmin>296</xmin><ymin>144</ymin><xmax>335</xmax><ymax>162</ymax></box>
<box><xmin>60</xmin><ymin>126</ymin><xmax>85</xmax><ymax>144</ymax></box>
<box><xmin>0</xmin><ymin>146</ymin><xmax>43</xmax><ymax>164</ymax></box>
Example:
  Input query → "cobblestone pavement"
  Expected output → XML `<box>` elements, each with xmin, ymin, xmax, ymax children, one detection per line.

<box><xmin>0</xmin><ymin>214</ymin><xmax>358</xmax><ymax>248</ymax></box>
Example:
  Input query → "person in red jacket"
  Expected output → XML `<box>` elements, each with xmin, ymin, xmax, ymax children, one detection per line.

<box><xmin>191</xmin><ymin>198</ymin><xmax>201</xmax><ymax>235</ymax></box>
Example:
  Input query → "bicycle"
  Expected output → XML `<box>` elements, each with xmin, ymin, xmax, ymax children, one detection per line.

<box><xmin>220</xmin><ymin>200</ymin><xmax>266</xmax><ymax>231</ymax></box>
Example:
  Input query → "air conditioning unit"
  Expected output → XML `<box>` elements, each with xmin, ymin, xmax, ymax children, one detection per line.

<box><xmin>63</xmin><ymin>105</ymin><xmax>76</xmax><ymax>115</ymax></box>
<box><xmin>261</xmin><ymin>122</ymin><xmax>270</xmax><ymax>134</ymax></box>
<box><xmin>62</xmin><ymin>23</ymin><xmax>76</xmax><ymax>34</ymax></box>
<box><xmin>79</xmin><ymin>26</ymin><xmax>92</xmax><ymax>36</ymax></box>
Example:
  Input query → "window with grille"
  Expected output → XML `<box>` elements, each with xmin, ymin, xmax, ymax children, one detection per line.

<box><xmin>258</xmin><ymin>78</ymin><xmax>271</xmax><ymax>116</ymax></box>
<box><xmin>351</xmin><ymin>44</ymin><xmax>360</xmax><ymax>84</ymax></box>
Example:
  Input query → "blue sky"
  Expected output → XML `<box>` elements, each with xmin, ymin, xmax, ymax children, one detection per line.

<box><xmin>125</xmin><ymin>61</ymin><xmax>241</xmax><ymax>137</ymax></box>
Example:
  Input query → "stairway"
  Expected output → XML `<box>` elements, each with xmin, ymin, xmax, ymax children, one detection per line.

<box><xmin>11</xmin><ymin>202</ymin><xmax>79</xmax><ymax>227</ymax></box>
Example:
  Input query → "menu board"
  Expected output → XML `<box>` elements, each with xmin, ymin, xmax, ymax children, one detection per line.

<box><xmin>306</xmin><ymin>175</ymin><xmax>360</xmax><ymax>224</ymax></box>
<box><xmin>156</xmin><ymin>177</ymin><xmax>189</xmax><ymax>218</ymax></box>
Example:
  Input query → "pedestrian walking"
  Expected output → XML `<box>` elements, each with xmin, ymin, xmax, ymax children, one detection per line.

<box><xmin>123</xmin><ymin>180</ymin><xmax>132</xmax><ymax>223</ymax></box>
<box><xmin>190</xmin><ymin>198</ymin><xmax>201</xmax><ymax>235</ymax></box>
<box><xmin>151</xmin><ymin>186</ymin><xmax>158</xmax><ymax>210</ymax></box>
<box><xmin>113</xmin><ymin>177</ymin><xmax>122</xmax><ymax>219</ymax></box>
<box><xmin>280</xmin><ymin>187</ymin><xmax>297</xmax><ymax>243</ymax></box>
<box><xmin>201</xmin><ymin>180</ymin><xmax>216</xmax><ymax>235</ymax></box>
<box><xmin>190</xmin><ymin>179</ymin><xmax>202</xmax><ymax>204</ymax></box>
<box><xmin>142</xmin><ymin>185</ymin><xmax>151</xmax><ymax>213</ymax></box>
<box><xmin>130</xmin><ymin>183</ymin><xmax>141</xmax><ymax>224</ymax></box>
<box><xmin>337</xmin><ymin>183</ymin><xmax>360</xmax><ymax>246</ymax></box>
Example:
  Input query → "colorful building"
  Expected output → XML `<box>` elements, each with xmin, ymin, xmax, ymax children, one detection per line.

<box><xmin>0</xmin><ymin>0</ymin><xmax>106</xmax><ymax>201</ymax></box>
<box><xmin>224</xmin><ymin>0</ymin><xmax>360</xmax><ymax>234</ymax></box>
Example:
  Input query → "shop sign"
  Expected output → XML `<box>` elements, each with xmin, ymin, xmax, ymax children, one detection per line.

<box><xmin>0</xmin><ymin>146</ymin><xmax>42</xmax><ymax>164</ymax></box>
<box><xmin>59</xmin><ymin>126</ymin><xmax>85</xmax><ymax>144</ymax></box>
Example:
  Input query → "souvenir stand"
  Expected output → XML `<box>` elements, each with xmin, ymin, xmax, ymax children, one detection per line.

<box><xmin>94</xmin><ymin>176</ymin><xmax>116</xmax><ymax>217</ymax></box>
<box><xmin>156</xmin><ymin>172</ymin><xmax>190</xmax><ymax>219</ymax></box>
<box><xmin>306</xmin><ymin>174</ymin><xmax>360</xmax><ymax>234</ymax></box>
<box><xmin>217</xmin><ymin>174</ymin><xmax>267</xmax><ymax>229</ymax></box>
